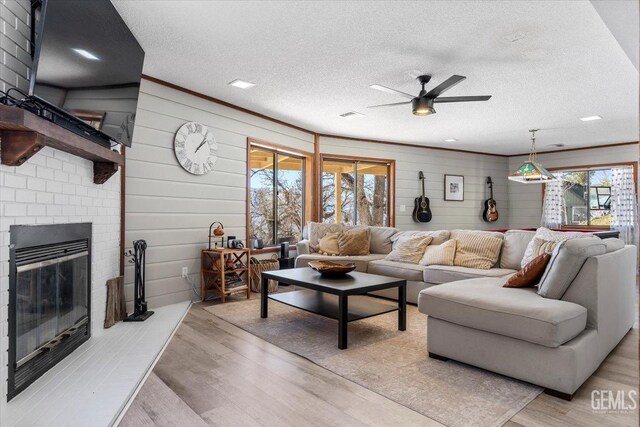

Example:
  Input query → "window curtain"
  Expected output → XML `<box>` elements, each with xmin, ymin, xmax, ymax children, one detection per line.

<box><xmin>541</xmin><ymin>176</ymin><xmax>566</xmax><ymax>229</ymax></box>
<box><xmin>610</xmin><ymin>167</ymin><xmax>638</xmax><ymax>245</ymax></box>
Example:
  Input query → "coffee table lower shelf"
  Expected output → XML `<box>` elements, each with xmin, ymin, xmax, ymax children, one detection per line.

<box><xmin>269</xmin><ymin>290</ymin><xmax>398</xmax><ymax>322</ymax></box>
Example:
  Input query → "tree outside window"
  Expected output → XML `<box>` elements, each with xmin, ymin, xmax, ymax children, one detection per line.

<box><xmin>321</xmin><ymin>158</ymin><xmax>390</xmax><ymax>227</ymax></box>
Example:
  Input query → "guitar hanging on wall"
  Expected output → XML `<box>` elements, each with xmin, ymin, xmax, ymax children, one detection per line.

<box><xmin>482</xmin><ymin>177</ymin><xmax>499</xmax><ymax>222</ymax></box>
<box><xmin>413</xmin><ymin>171</ymin><xmax>432</xmax><ymax>223</ymax></box>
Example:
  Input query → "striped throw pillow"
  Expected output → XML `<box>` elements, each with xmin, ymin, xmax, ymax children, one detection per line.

<box><xmin>453</xmin><ymin>232</ymin><xmax>504</xmax><ymax>270</ymax></box>
<box><xmin>419</xmin><ymin>239</ymin><xmax>457</xmax><ymax>266</ymax></box>
<box><xmin>385</xmin><ymin>235</ymin><xmax>433</xmax><ymax>264</ymax></box>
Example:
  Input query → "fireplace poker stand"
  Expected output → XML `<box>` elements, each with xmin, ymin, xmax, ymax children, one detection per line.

<box><xmin>124</xmin><ymin>239</ymin><xmax>154</xmax><ymax>322</ymax></box>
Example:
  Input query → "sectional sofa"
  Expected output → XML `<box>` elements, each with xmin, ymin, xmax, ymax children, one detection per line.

<box><xmin>296</xmin><ymin>226</ymin><xmax>526</xmax><ymax>303</ymax></box>
<box><xmin>295</xmin><ymin>223</ymin><xmax>637</xmax><ymax>399</ymax></box>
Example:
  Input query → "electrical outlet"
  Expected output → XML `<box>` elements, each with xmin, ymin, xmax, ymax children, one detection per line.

<box><xmin>181</xmin><ymin>267</ymin><xmax>188</xmax><ymax>278</ymax></box>
<box><xmin>399</xmin><ymin>204</ymin><xmax>406</xmax><ymax>212</ymax></box>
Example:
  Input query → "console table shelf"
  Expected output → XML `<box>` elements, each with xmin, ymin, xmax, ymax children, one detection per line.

<box><xmin>0</xmin><ymin>104</ymin><xmax>123</xmax><ymax>184</ymax></box>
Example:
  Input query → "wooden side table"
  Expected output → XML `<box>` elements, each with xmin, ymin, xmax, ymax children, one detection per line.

<box><xmin>201</xmin><ymin>248</ymin><xmax>251</xmax><ymax>303</ymax></box>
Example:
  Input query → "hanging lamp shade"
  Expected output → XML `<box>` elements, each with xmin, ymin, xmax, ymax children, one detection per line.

<box><xmin>508</xmin><ymin>129</ymin><xmax>556</xmax><ymax>184</ymax></box>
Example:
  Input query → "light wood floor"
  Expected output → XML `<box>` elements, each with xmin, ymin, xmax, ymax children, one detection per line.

<box><xmin>120</xmin><ymin>295</ymin><xmax>639</xmax><ymax>427</ymax></box>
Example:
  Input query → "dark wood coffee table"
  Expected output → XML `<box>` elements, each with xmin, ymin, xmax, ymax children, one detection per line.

<box><xmin>260</xmin><ymin>268</ymin><xmax>406</xmax><ymax>349</ymax></box>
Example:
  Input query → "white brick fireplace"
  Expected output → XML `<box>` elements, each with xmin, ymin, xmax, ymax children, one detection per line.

<box><xmin>0</xmin><ymin>146</ymin><xmax>121</xmax><ymax>406</ymax></box>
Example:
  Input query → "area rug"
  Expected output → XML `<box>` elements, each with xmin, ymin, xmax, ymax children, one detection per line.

<box><xmin>205</xmin><ymin>298</ymin><xmax>542</xmax><ymax>427</ymax></box>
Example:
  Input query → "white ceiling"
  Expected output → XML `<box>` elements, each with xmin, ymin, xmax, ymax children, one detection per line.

<box><xmin>112</xmin><ymin>0</ymin><xmax>639</xmax><ymax>155</ymax></box>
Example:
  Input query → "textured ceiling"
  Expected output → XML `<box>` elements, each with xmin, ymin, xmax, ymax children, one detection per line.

<box><xmin>112</xmin><ymin>0</ymin><xmax>638</xmax><ymax>155</ymax></box>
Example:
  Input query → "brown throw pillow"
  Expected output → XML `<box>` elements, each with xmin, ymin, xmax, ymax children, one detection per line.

<box><xmin>337</xmin><ymin>228</ymin><xmax>370</xmax><ymax>256</ymax></box>
<box><xmin>504</xmin><ymin>253</ymin><xmax>552</xmax><ymax>288</ymax></box>
<box><xmin>318</xmin><ymin>232</ymin><xmax>340</xmax><ymax>255</ymax></box>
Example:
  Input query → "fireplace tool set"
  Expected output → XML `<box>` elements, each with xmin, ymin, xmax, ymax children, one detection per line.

<box><xmin>124</xmin><ymin>239</ymin><xmax>154</xmax><ymax>322</ymax></box>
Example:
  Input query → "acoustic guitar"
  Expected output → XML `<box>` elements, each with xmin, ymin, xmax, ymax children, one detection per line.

<box><xmin>413</xmin><ymin>171</ymin><xmax>432</xmax><ymax>223</ymax></box>
<box><xmin>482</xmin><ymin>177</ymin><xmax>499</xmax><ymax>222</ymax></box>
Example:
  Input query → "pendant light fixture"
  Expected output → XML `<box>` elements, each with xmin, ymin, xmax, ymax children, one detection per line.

<box><xmin>508</xmin><ymin>129</ymin><xmax>556</xmax><ymax>184</ymax></box>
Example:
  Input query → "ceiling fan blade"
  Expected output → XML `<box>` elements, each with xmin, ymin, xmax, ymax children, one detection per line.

<box><xmin>434</xmin><ymin>95</ymin><xmax>492</xmax><ymax>103</ymax></box>
<box><xmin>367</xmin><ymin>101</ymin><xmax>412</xmax><ymax>108</ymax></box>
<box><xmin>425</xmin><ymin>75</ymin><xmax>466</xmax><ymax>98</ymax></box>
<box><xmin>370</xmin><ymin>84</ymin><xmax>415</xmax><ymax>99</ymax></box>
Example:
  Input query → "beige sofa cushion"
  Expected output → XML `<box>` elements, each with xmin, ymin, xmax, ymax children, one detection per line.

<box><xmin>500</xmin><ymin>230</ymin><xmax>535</xmax><ymax>270</ymax></box>
<box><xmin>602</xmin><ymin>238</ymin><xmax>625</xmax><ymax>253</ymax></box>
<box><xmin>418</xmin><ymin>277</ymin><xmax>588</xmax><ymax>347</ymax></box>
<box><xmin>451</xmin><ymin>231</ymin><xmax>503</xmax><ymax>269</ymax></box>
<box><xmin>368</xmin><ymin>259</ymin><xmax>426</xmax><ymax>281</ymax></box>
<box><xmin>419</xmin><ymin>240</ymin><xmax>456</xmax><ymax>266</ymax></box>
<box><xmin>538</xmin><ymin>237</ymin><xmax>606</xmax><ymax>299</ymax></box>
<box><xmin>521</xmin><ymin>227</ymin><xmax>592</xmax><ymax>267</ymax></box>
<box><xmin>450</xmin><ymin>229</ymin><xmax>504</xmax><ymax>240</ymax></box>
<box><xmin>368</xmin><ymin>226</ymin><xmax>399</xmax><ymax>254</ymax></box>
<box><xmin>295</xmin><ymin>253</ymin><xmax>385</xmax><ymax>272</ymax></box>
<box><xmin>308</xmin><ymin>222</ymin><xmax>346</xmax><ymax>252</ymax></box>
<box><xmin>424</xmin><ymin>265</ymin><xmax>516</xmax><ymax>284</ymax></box>
<box><xmin>385</xmin><ymin>234</ymin><xmax>432</xmax><ymax>264</ymax></box>
<box><xmin>391</xmin><ymin>230</ymin><xmax>450</xmax><ymax>246</ymax></box>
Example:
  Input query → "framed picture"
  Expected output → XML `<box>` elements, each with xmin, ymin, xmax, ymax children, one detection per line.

<box><xmin>444</xmin><ymin>174</ymin><xmax>464</xmax><ymax>201</ymax></box>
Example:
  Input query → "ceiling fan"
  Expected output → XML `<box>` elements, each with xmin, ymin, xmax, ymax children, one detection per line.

<box><xmin>368</xmin><ymin>75</ymin><xmax>491</xmax><ymax>116</ymax></box>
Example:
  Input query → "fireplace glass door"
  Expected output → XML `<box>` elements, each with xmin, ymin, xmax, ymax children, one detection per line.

<box><xmin>15</xmin><ymin>244</ymin><xmax>89</xmax><ymax>367</ymax></box>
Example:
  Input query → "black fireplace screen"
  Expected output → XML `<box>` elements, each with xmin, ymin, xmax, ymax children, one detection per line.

<box><xmin>9</xmin><ymin>223</ymin><xmax>91</xmax><ymax>400</ymax></box>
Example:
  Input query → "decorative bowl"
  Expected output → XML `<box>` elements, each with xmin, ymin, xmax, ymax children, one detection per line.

<box><xmin>308</xmin><ymin>260</ymin><xmax>356</xmax><ymax>277</ymax></box>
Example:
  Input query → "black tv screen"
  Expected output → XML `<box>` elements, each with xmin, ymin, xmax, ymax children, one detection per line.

<box><xmin>30</xmin><ymin>0</ymin><xmax>144</xmax><ymax>147</ymax></box>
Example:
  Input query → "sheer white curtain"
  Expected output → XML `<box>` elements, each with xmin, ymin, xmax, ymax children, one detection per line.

<box><xmin>610</xmin><ymin>167</ymin><xmax>638</xmax><ymax>245</ymax></box>
<box><xmin>541</xmin><ymin>176</ymin><xmax>566</xmax><ymax>229</ymax></box>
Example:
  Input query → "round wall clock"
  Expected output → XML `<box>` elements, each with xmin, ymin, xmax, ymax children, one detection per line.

<box><xmin>174</xmin><ymin>122</ymin><xmax>218</xmax><ymax>175</ymax></box>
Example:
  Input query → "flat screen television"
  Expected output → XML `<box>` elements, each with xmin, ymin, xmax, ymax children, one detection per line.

<box><xmin>30</xmin><ymin>0</ymin><xmax>144</xmax><ymax>147</ymax></box>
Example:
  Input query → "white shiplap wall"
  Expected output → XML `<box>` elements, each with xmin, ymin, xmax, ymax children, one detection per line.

<box><xmin>508</xmin><ymin>143</ymin><xmax>640</xmax><ymax>228</ymax></box>
<box><xmin>319</xmin><ymin>136</ymin><xmax>510</xmax><ymax>231</ymax></box>
<box><xmin>125</xmin><ymin>80</ymin><xmax>314</xmax><ymax>308</ymax></box>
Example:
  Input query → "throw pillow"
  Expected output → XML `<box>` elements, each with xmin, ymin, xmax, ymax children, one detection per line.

<box><xmin>529</xmin><ymin>237</ymin><xmax>560</xmax><ymax>258</ymax></box>
<box><xmin>521</xmin><ymin>227</ymin><xmax>592</xmax><ymax>267</ymax></box>
<box><xmin>537</xmin><ymin>237</ymin><xmax>606</xmax><ymax>299</ymax></box>
<box><xmin>385</xmin><ymin>235</ymin><xmax>433</xmax><ymax>264</ymax></box>
<box><xmin>337</xmin><ymin>228</ymin><xmax>371</xmax><ymax>256</ymax></box>
<box><xmin>390</xmin><ymin>230</ymin><xmax>450</xmax><ymax>247</ymax></box>
<box><xmin>318</xmin><ymin>232</ymin><xmax>340</xmax><ymax>256</ymax></box>
<box><xmin>503</xmin><ymin>253</ymin><xmax>551</xmax><ymax>288</ymax></box>
<box><xmin>308</xmin><ymin>222</ymin><xmax>345</xmax><ymax>252</ymax></box>
<box><xmin>452</xmin><ymin>232</ymin><xmax>503</xmax><ymax>270</ymax></box>
<box><xmin>419</xmin><ymin>239</ymin><xmax>457</xmax><ymax>266</ymax></box>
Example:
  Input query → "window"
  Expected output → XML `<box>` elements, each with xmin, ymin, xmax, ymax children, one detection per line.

<box><xmin>321</xmin><ymin>156</ymin><xmax>393</xmax><ymax>227</ymax></box>
<box><xmin>556</xmin><ymin>166</ymin><xmax>624</xmax><ymax>227</ymax></box>
<box><xmin>249</xmin><ymin>143</ymin><xmax>307</xmax><ymax>245</ymax></box>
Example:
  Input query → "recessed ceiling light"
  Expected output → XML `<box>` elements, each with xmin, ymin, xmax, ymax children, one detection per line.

<box><xmin>72</xmin><ymin>48</ymin><xmax>99</xmax><ymax>60</ymax></box>
<box><xmin>228</xmin><ymin>79</ymin><xmax>255</xmax><ymax>89</ymax></box>
<box><xmin>579</xmin><ymin>115</ymin><xmax>602</xmax><ymax>122</ymax></box>
<box><xmin>339</xmin><ymin>111</ymin><xmax>365</xmax><ymax>119</ymax></box>
<box><xmin>444</xmin><ymin>138</ymin><xmax>458</xmax><ymax>142</ymax></box>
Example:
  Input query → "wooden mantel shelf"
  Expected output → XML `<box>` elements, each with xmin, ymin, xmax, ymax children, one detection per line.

<box><xmin>0</xmin><ymin>104</ymin><xmax>124</xmax><ymax>184</ymax></box>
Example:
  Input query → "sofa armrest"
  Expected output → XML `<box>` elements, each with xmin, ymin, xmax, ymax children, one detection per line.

<box><xmin>296</xmin><ymin>240</ymin><xmax>311</xmax><ymax>255</ymax></box>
